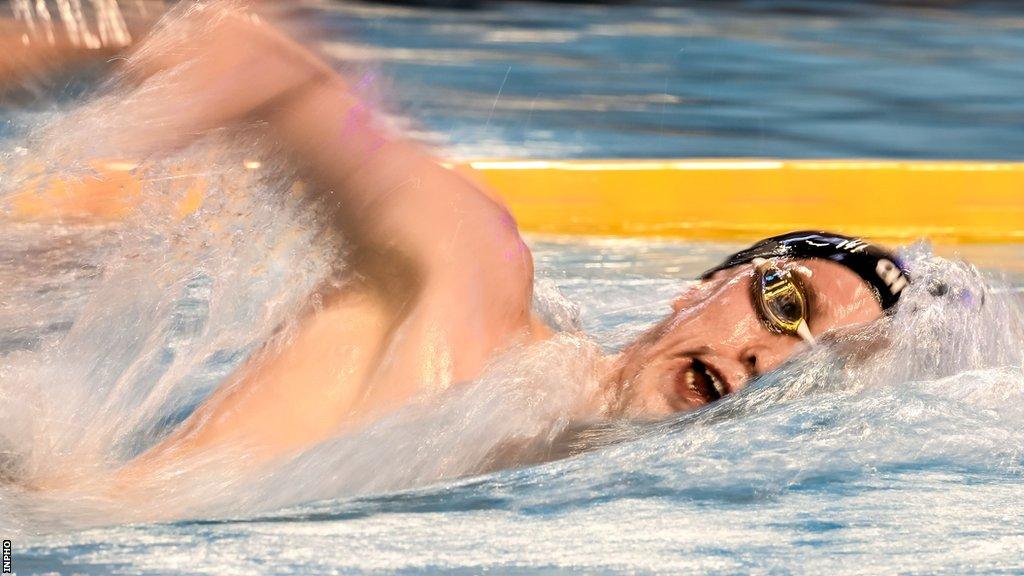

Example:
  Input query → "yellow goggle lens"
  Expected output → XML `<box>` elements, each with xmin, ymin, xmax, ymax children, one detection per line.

<box><xmin>751</xmin><ymin>260</ymin><xmax>813</xmax><ymax>342</ymax></box>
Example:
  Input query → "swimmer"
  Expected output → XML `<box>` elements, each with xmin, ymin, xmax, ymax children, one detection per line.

<box><xmin>3</xmin><ymin>5</ymin><xmax>909</xmax><ymax>480</ymax></box>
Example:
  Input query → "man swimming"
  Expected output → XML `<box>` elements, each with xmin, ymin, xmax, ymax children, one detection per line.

<box><xmin>4</xmin><ymin>4</ymin><xmax>909</xmax><ymax>481</ymax></box>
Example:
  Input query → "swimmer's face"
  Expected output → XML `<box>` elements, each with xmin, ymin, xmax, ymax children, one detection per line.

<box><xmin>608</xmin><ymin>258</ymin><xmax>883</xmax><ymax>418</ymax></box>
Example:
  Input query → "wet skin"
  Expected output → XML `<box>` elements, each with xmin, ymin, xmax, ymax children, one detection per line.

<box><xmin>606</xmin><ymin>258</ymin><xmax>884</xmax><ymax>418</ymax></box>
<box><xmin>0</xmin><ymin>7</ymin><xmax>888</xmax><ymax>481</ymax></box>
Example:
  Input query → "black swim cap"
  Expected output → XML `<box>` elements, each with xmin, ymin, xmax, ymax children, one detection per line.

<box><xmin>700</xmin><ymin>231</ymin><xmax>910</xmax><ymax>311</ymax></box>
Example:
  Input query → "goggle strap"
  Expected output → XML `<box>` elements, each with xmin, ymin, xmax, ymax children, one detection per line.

<box><xmin>795</xmin><ymin>319</ymin><xmax>815</xmax><ymax>345</ymax></box>
<box><xmin>701</xmin><ymin>231</ymin><xmax>909</xmax><ymax>311</ymax></box>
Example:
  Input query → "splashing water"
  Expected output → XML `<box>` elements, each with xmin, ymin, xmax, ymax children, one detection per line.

<box><xmin>0</xmin><ymin>79</ymin><xmax>339</xmax><ymax>530</ymax></box>
<box><xmin>2</xmin><ymin>137</ymin><xmax>1023</xmax><ymax>559</ymax></box>
<box><xmin>8</xmin><ymin>229</ymin><xmax>1022</xmax><ymax>572</ymax></box>
<box><xmin>0</xmin><ymin>7</ymin><xmax>1023</xmax><ymax>573</ymax></box>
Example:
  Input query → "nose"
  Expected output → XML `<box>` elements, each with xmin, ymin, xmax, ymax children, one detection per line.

<box><xmin>736</xmin><ymin>335</ymin><xmax>803</xmax><ymax>382</ymax></box>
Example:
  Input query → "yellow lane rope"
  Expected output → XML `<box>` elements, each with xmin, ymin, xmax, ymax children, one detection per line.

<box><xmin>5</xmin><ymin>159</ymin><xmax>1023</xmax><ymax>243</ymax></box>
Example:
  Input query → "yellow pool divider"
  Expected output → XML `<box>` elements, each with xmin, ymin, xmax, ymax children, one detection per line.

<box><xmin>5</xmin><ymin>159</ymin><xmax>1024</xmax><ymax>244</ymax></box>
<box><xmin>456</xmin><ymin>159</ymin><xmax>1024</xmax><ymax>244</ymax></box>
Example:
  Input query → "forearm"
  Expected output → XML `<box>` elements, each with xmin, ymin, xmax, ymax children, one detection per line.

<box><xmin>264</xmin><ymin>74</ymin><xmax>514</xmax><ymax>272</ymax></box>
<box><xmin>121</xmin><ymin>7</ymin><xmax>522</xmax><ymax>277</ymax></box>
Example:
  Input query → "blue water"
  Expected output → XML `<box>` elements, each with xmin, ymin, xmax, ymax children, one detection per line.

<box><xmin>4</xmin><ymin>230</ymin><xmax>1023</xmax><ymax>573</ymax></box>
<box><xmin>307</xmin><ymin>0</ymin><xmax>1024</xmax><ymax>159</ymax></box>
<box><xmin>1</xmin><ymin>1</ymin><xmax>1024</xmax><ymax>575</ymax></box>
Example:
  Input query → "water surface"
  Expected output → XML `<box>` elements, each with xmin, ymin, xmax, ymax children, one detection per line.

<box><xmin>1</xmin><ymin>1</ymin><xmax>1024</xmax><ymax>574</ymax></box>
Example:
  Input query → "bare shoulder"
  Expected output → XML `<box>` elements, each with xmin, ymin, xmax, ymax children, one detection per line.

<box><xmin>428</xmin><ymin>195</ymin><xmax>536</xmax><ymax>321</ymax></box>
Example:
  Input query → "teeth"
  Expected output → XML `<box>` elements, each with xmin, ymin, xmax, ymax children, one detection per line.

<box><xmin>679</xmin><ymin>368</ymin><xmax>702</xmax><ymax>399</ymax></box>
<box><xmin>708</xmin><ymin>370</ymin><xmax>727</xmax><ymax>397</ymax></box>
<box><xmin>676</xmin><ymin>360</ymin><xmax>728</xmax><ymax>404</ymax></box>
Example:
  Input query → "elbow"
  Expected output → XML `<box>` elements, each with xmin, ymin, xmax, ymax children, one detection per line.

<box><xmin>471</xmin><ymin>203</ymin><xmax>535</xmax><ymax>303</ymax></box>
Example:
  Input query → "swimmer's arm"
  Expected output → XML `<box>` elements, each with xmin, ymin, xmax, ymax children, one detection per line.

<box><xmin>268</xmin><ymin>77</ymin><xmax>532</xmax><ymax>286</ymax></box>
<box><xmin>255</xmin><ymin>31</ymin><xmax>540</xmax><ymax>386</ymax></box>
<box><xmin>122</xmin><ymin>11</ymin><xmax>536</xmax><ymax>347</ymax></box>
<box><xmin>125</xmin><ymin>11</ymin><xmax>530</xmax><ymax>287</ymax></box>
<box><xmin>115</xmin><ymin>14</ymin><xmax>541</xmax><ymax>479</ymax></box>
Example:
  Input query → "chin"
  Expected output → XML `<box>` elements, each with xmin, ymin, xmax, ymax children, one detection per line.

<box><xmin>605</xmin><ymin>362</ymin><xmax>674</xmax><ymax>419</ymax></box>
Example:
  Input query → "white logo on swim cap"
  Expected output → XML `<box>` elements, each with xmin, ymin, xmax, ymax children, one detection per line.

<box><xmin>835</xmin><ymin>238</ymin><xmax>869</xmax><ymax>253</ymax></box>
<box><xmin>876</xmin><ymin>259</ymin><xmax>908</xmax><ymax>295</ymax></box>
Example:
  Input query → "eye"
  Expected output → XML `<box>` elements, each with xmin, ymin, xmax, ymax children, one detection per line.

<box><xmin>765</xmin><ymin>283</ymin><xmax>803</xmax><ymax>324</ymax></box>
<box><xmin>753</xmin><ymin>264</ymin><xmax>809</xmax><ymax>336</ymax></box>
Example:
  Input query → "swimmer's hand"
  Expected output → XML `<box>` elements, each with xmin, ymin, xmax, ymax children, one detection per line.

<box><xmin>0</xmin><ymin>3</ymin><xmax>164</xmax><ymax>95</ymax></box>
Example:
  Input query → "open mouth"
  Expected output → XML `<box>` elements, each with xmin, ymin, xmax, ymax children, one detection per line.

<box><xmin>673</xmin><ymin>358</ymin><xmax>728</xmax><ymax>407</ymax></box>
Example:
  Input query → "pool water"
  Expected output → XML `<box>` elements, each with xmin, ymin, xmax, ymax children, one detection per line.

<box><xmin>3</xmin><ymin>229</ymin><xmax>1023</xmax><ymax>573</ymax></box>
<box><xmin>304</xmin><ymin>0</ymin><xmax>1024</xmax><ymax>160</ymax></box>
<box><xmin>1</xmin><ymin>0</ymin><xmax>1024</xmax><ymax>574</ymax></box>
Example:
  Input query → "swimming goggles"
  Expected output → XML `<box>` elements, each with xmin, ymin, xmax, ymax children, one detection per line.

<box><xmin>750</xmin><ymin>257</ymin><xmax>815</xmax><ymax>345</ymax></box>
